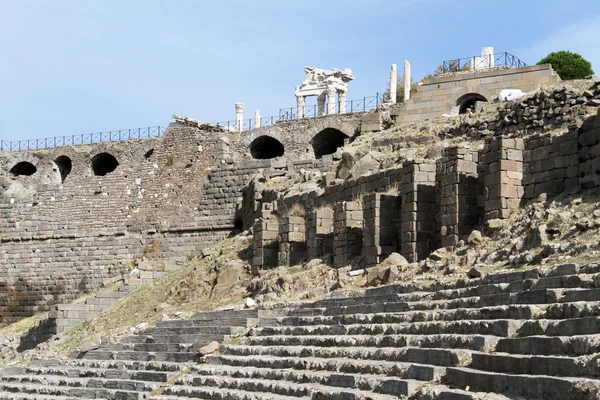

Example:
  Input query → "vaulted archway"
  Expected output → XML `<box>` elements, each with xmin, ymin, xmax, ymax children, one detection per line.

<box><xmin>54</xmin><ymin>156</ymin><xmax>72</xmax><ymax>183</ymax></box>
<box><xmin>92</xmin><ymin>153</ymin><xmax>119</xmax><ymax>176</ymax></box>
<box><xmin>10</xmin><ymin>161</ymin><xmax>37</xmax><ymax>176</ymax></box>
<box><xmin>457</xmin><ymin>93</ymin><xmax>488</xmax><ymax>114</ymax></box>
<box><xmin>311</xmin><ymin>128</ymin><xmax>349</xmax><ymax>159</ymax></box>
<box><xmin>250</xmin><ymin>136</ymin><xmax>284</xmax><ymax>159</ymax></box>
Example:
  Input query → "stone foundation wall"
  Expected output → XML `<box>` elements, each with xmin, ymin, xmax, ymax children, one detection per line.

<box><xmin>251</xmin><ymin>109</ymin><xmax>600</xmax><ymax>271</ymax></box>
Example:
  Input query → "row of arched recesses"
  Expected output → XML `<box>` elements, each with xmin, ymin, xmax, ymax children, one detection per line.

<box><xmin>249</xmin><ymin>128</ymin><xmax>350</xmax><ymax>160</ymax></box>
<box><xmin>8</xmin><ymin>152</ymin><xmax>121</xmax><ymax>182</ymax></box>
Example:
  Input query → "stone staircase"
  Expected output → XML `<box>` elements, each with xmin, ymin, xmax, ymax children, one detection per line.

<box><xmin>0</xmin><ymin>310</ymin><xmax>260</xmax><ymax>399</ymax></box>
<box><xmin>2</xmin><ymin>263</ymin><xmax>600</xmax><ymax>399</ymax></box>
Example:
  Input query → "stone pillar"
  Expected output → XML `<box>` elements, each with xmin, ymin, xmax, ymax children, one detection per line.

<box><xmin>296</xmin><ymin>95</ymin><xmax>305</xmax><ymax>119</ymax></box>
<box><xmin>278</xmin><ymin>216</ymin><xmax>307</xmax><ymax>267</ymax></box>
<box><xmin>390</xmin><ymin>64</ymin><xmax>397</xmax><ymax>104</ymax></box>
<box><xmin>403</xmin><ymin>61</ymin><xmax>411</xmax><ymax>102</ymax></box>
<box><xmin>327</xmin><ymin>87</ymin><xmax>336</xmax><ymax>115</ymax></box>
<box><xmin>333</xmin><ymin>201</ymin><xmax>363</xmax><ymax>268</ymax></box>
<box><xmin>235</xmin><ymin>102</ymin><xmax>244</xmax><ymax>132</ymax></box>
<box><xmin>437</xmin><ymin>147</ymin><xmax>480</xmax><ymax>248</ymax></box>
<box><xmin>317</xmin><ymin>93</ymin><xmax>326</xmax><ymax>116</ymax></box>
<box><xmin>400</xmin><ymin>159</ymin><xmax>436</xmax><ymax>262</ymax></box>
<box><xmin>254</xmin><ymin>110</ymin><xmax>261</xmax><ymax>128</ymax></box>
<box><xmin>338</xmin><ymin>91</ymin><xmax>347</xmax><ymax>114</ymax></box>
<box><xmin>482</xmin><ymin>46</ymin><xmax>494</xmax><ymax>68</ymax></box>
<box><xmin>363</xmin><ymin>193</ymin><xmax>400</xmax><ymax>267</ymax></box>
<box><xmin>484</xmin><ymin>137</ymin><xmax>524</xmax><ymax>221</ymax></box>
<box><xmin>307</xmin><ymin>208</ymin><xmax>334</xmax><ymax>258</ymax></box>
<box><xmin>252</xmin><ymin>209</ymin><xmax>279</xmax><ymax>273</ymax></box>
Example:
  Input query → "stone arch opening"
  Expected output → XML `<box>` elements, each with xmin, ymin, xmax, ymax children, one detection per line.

<box><xmin>91</xmin><ymin>153</ymin><xmax>119</xmax><ymax>176</ymax></box>
<box><xmin>457</xmin><ymin>93</ymin><xmax>488</xmax><ymax>114</ymax></box>
<box><xmin>10</xmin><ymin>161</ymin><xmax>37</xmax><ymax>176</ymax></box>
<box><xmin>250</xmin><ymin>136</ymin><xmax>284</xmax><ymax>159</ymax></box>
<box><xmin>54</xmin><ymin>156</ymin><xmax>72</xmax><ymax>183</ymax></box>
<box><xmin>144</xmin><ymin>149</ymin><xmax>154</xmax><ymax>160</ymax></box>
<box><xmin>311</xmin><ymin>128</ymin><xmax>349</xmax><ymax>159</ymax></box>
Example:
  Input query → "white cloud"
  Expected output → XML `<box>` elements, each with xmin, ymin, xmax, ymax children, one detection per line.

<box><xmin>516</xmin><ymin>14</ymin><xmax>600</xmax><ymax>74</ymax></box>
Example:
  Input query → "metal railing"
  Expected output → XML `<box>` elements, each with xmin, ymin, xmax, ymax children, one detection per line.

<box><xmin>441</xmin><ymin>52</ymin><xmax>527</xmax><ymax>74</ymax></box>
<box><xmin>0</xmin><ymin>126</ymin><xmax>166</xmax><ymax>151</ymax></box>
<box><xmin>1</xmin><ymin>93</ymin><xmax>385</xmax><ymax>151</ymax></box>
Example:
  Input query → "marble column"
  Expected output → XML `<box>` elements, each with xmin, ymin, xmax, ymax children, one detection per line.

<box><xmin>235</xmin><ymin>102</ymin><xmax>244</xmax><ymax>132</ymax></box>
<box><xmin>404</xmin><ymin>61</ymin><xmax>411</xmax><ymax>102</ymax></box>
<box><xmin>326</xmin><ymin>87</ymin><xmax>336</xmax><ymax>115</ymax></box>
<box><xmin>317</xmin><ymin>93</ymin><xmax>326</xmax><ymax>116</ymax></box>
<box><xmin>338</xmin><ymin>91</ymin><xmax>347</xmax><ymax>113</ymax></box>
<box><xmin>255</xmin><ymin>110</ymin><xmax>261</xmax><ymax>128</ymax></box>
<box><xmin>296</xmin><ymin>95</ymin><xmax>305</xmax><ymax>119</ymax></box>
<box><xmin>390</xmin><ymin>64</ymin><xmax>397</xmax><ymax>104</ymax></box>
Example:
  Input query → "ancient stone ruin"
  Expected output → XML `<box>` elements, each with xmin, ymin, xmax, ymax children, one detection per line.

<box><xmin>0</xmin><ymin>53</ymin><xmax>599</xmax><ymax>399</ymax></box>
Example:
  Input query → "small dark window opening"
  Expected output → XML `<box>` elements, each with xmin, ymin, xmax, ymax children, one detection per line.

<box><xmin>54</xmin><ymin>156</ymin><xmax>72</xmax><ymax>183</ymax></box>
<box><xmin>10</xmin><ymin>161</ymin><xmax>37</xmax><ymax>176</ymax></box>
<box><xmin>144</xmin><ymin>149</ymin><xmax>154</xmax><ymax>160</ymax></box>
<box><xmin>92</xmin><ymin>153</ymin><xmax>119</xmax><ymax>176</ymax></box>
<box><xmin>250</xmin><ymin>136</ymin><xmax>284</xmax><ymax>159</ymax></box>
<box><xmin>311</xmin><ymin>128</ymin><xmax>349</xmax><ymax>159</ymax></box>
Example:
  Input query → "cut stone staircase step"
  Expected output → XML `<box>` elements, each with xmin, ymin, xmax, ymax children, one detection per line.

<box><xmin>496</xmin><ymin>334</ymin><xmax>600</xmax><ymax>356</ymax></box>
<box><xmin>201</xmin><ymin>355</ymin><xmax>443</xmax><ymax>381</ymax></box>
<box><xmin>518</xmin><ymin>316</ymin><xmax>600</xmax><ymax>336</ymax></box>
<box><xmin>157</xmin><ymin>385</ymin><xmax>311</xmax><ymax>400</ymax></box>
<box><xmin>194</xmin><ymin>360</ymin><xmax>439</xmax><ymax>385</ymax></box>
<box><xmin>0</xmin><ymin>381</ymin><xmax>145</xmax><ymax>399</ymax></box>
<box><xmin>445</xmin><ymin>367</ymin><xmax>600</xmax><ymax>400</ymax></box>
<box><xmin>0</xmin><ymin>373</ymin><xmax>161</xmax><ymax>392</ymax></box>
<box><xmin>220</xmin><ymin>345</ymin><xmax>471</xmax><ymax>367</ymax></box>
<box><xmin>83</xmin><ymin>350</ymin><xmax>199</xmax><ymax>363</ymax></box>
<box><xmin>254</xmin><ymin>319</ymin><xmax>523</xmax><ymax>337</ymax></box>
<box><xmin>470</xmin><ymin>352</ymin><xmax>600</xmax><ymax>378</ymax></box>
<box><xmin>241</xmin><ymin>333</ymin><xmax>499</xmax><ymax>352</ymax></box>
<box><xmin>413</xmin><ymin>384</ymin><xmax>521</xmax><ymax>399</ymax></box>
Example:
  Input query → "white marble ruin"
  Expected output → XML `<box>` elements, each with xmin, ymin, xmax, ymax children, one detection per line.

<box><xmin>254</xmin><ymin>110</ymin><xmax>261</xmax><ymax>128</ymax></box>
<box><xmin>389</xmin><ymin>64</ymin><xmax>397</xmax><ymax>104</ymax></box>
<box><xmin>470</xmin><ymin>47</ymin><xmax>495</xmax><ymax>71</ymax></box>
<box><xmin>295</xmin><ymin>66</ymin><xmax>354</xmax><ymax>118</ymax></box>
<box><xmin>235</xmin><ymin>103</ymin><xmax>244</xmax><ymax>132</ymax></box>
<box><xmin>404</xmin><ymin>61</ymin><xmax>411</xmax><ymax>102</ymax></box>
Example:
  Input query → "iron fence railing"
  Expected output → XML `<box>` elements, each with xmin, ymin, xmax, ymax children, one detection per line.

<box><xmin>441</xmin><ymin>52</ymin><xmax>527</xmax><ymax>74</ymax></box>
<box><xmin>0</xmin><ymin>126</ymin><xmax>166</xmax><ymax>151</ymax></box>
<box><xmin>1</xmin><ymin>93</ymin><xmax>384</xmax><ymax>151</ymax></box>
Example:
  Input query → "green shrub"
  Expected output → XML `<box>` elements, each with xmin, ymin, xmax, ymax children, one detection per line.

<box><xmin>537</xmin><ymin>50</ymin><xmax>594</xmax><ymax>80</ymax></box>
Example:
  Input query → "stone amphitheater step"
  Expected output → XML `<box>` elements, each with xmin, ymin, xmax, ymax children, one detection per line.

<box><xmin>495</xmin><ymin>333</ymin><xmax>600</xmax><ymax>356</ymax></box>
<box><xmin>414</xmin><ymin>385</ymin><xmax>518</xmax><ymax>400</ymax></box>
<box><xmin>445</xmin><ymin>366</ymin><xmax>600</xmax><ymax>400</ymax></box>
<box><xmin>120</xmin><ymin>333</ymin><xmax>228</xmax><ymax>344</ymax></box>
<box><xmin>0</xmin><ymin>374</ymin><xmax>160</xmax><ymax>392</ymax></box>
<box><xmin>469</xmin><ymin>351</ymin><xmax>600</xmax><ymax>377</ymax></box>
<box><xmin>201</xmin><ymin>355</ymin><xmax>443</xmax><ymax>381</ymax></box>
<box><xmin>0</xmin><ymin>381</ymin><xmax>146</xmax><ymax>399</ymax></box>
<box><xmin>241</xmin><ymin>333</ymin><xmax>499</xmax><ymax>351</ymax></box>
<box><xmin>30</xmin><ymin>358</ymin><xmax>188</xmax><ymax>373</ymax></box>
<box><xmin>219</xmin><ymin>345</ymin><xmax>471</xmax><ymax>367</ymax></box>
<box><xmin>254</xmin><ymin>319</ymin><xmax>524</xmax><ymax>337</ymax></box>
<box><xmin>163</xmin><ymin>373</ymin><xmax>402</xmax><ymax>399</ymax></box>
<box><xmin>153</xmin><ymin>386</ymin><xmax>311</xmax><ymax>400</ymax></box>
<box><xmin>83</xmin><ymin>349</ymin><xmax>200</xmax><ymax>363</ymax></box>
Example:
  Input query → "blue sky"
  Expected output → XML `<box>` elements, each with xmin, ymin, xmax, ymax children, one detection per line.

<box><xmin>1</xmin><ymin>1</ymin><xmax>599</xmax><ymax>142</ymax></box>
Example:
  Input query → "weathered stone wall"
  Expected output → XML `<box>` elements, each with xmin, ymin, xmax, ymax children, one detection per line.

<box><xmin>391</xmin><ymin>64</ymin><xmax>560</xmax><ymax>123</ymax></box>
<box><xmin>251</xmin><ymin>108</ymin><xmax>600</xmax><ymax>271</ymax></box>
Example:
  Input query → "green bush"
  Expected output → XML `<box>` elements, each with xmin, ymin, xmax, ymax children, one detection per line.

<box><xmin>537</xmin><ymin>50</ymin><xmax>594</xmax><ymax>80</ymax></box>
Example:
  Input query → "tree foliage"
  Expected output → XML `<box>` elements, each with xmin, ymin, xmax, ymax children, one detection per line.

<box><xmin>537</xmin><ymin>51</ymin><xmax>594</xmax><ymax>80</ymax></box>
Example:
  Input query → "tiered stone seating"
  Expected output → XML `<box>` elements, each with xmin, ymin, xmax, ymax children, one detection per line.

<box><xmin>2</xmin><ymin>264</ymin><xmax>600</xmax><ymax>399</ymax></box>
<box><xmin>0</xmin><ymin>310</ymin><xmax>259</xmax><ymax>400</ymax></box>
<box><xmin>154</xmin><ymin>263</ymin><xmax>600</xmax><ymax>400</ymax></box>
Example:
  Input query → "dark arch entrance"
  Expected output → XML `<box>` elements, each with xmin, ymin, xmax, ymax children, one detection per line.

<box><xmin>457</xmin><ymin>93</ymin><xmax>488</xmax><ymax>114</ymax></box>
<box><xmin>250</xmin><ymin>136</ymin><xmax>284</xmax><ymax>159</ymax></box>
<box><xmin>144</xmin><ymin>149</ymin><xmax>154</xmax><ymax>160</ymax></box>
<box><xmin>92</xmin><ymin>153</ymin><xmax>119</xmax><ymax>176</ymax></box>
<box><xmin>311</xmin><ymin>128</ymin><xmax>349</xmax><ymax>159</ymax></box>
<box><xmin>10</xmin><ymin>161</ymin><xmax>37</xmax><ymax>176</ymax></box>
<box><xmin>54</xmin><ymin>156</ymin><xmax>72</xmax><ymax>182</ymax></box>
